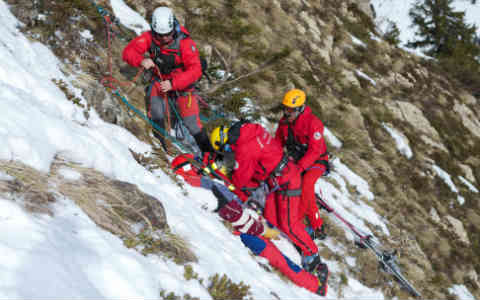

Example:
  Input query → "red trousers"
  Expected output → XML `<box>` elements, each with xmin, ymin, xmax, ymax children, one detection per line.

<box><xmin>264</xmin><ymin>162</ymin><xmax>318</xmax><ymax>256</ymax></box>
<box><xmin>257</xmin><ymin>236</ymin><xmax>319</xmax><ymax>293</ymax></box>
<box><xmin>147</xmin><ymin>81</ymin><xmax>203</xmax><ymax>135</ymax></box>
<box><xmin>301</xmin><ymin>165</ymin><xmax>327</xmax><ymax>230</ymax></box>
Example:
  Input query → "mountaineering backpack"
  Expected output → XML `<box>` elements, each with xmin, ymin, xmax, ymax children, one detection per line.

<box><xmin>148</xmin><ymin>40</ymin><xmax>209</xmax><ymax>82</ymax></box>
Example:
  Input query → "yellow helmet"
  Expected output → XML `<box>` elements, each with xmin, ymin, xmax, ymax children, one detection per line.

<box><xmin>210</xmin><ymin>126</ymin><xmax>230</xmax><ymax>151</ymax></box>
<box><xmin>282</xmin><ymin>89</ymin><xmax>306</xmax><ymax>108</ymax></box>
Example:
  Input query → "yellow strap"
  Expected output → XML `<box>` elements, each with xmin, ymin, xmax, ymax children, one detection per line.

<box><xmin>202</xmin><ymin>167</ymin><xmax>211</xmax><ymax>174</ymax></box>
<box><xmin>188</xmin><ymin>92</ymin><xmax>192</xmax><ymax>108</ymax></box>
<box><xmin>228</xmin><ymin>185</ymin><xmax>235</xmax><ymax>191</ymax></box>
<box><xmin>211</xmin><ymin>162</ymin><xmax>218</xmax><ymax>170</ymax></box>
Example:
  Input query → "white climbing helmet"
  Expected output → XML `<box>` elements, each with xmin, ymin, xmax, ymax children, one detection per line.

<box><xmin>151</xmin><ymin>7</ymin><xmax>174</xmax><ymax>34</ymax></box>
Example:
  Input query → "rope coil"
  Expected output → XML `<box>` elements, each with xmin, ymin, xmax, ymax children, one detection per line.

<box><xmin>89</xmin><ymin>0</ymin><xmax>225</xmax><ymax>155</ymax></box>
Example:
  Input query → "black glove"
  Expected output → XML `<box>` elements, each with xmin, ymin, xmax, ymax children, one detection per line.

<box><xmin>222</xmin><ymin>151</ymin><xmax>236</xmax><ymax>173</ymax></box>
<box><xmin>142</xmin><ymin>69</ymin><xmax>153</xmax><ymax>84</ymax></box>
<box><xmin>212</xmin><ymin>185</ymin><xmax>229</xmax><ymax>212</ymax></box>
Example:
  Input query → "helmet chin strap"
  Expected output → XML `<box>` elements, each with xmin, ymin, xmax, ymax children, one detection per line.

<box><xmin>285</xmin><ymin>105</ymin><xmax>305</xmax><ymax>121</ymax></box>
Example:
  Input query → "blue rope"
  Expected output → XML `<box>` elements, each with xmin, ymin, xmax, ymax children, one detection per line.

<box><xmin>88</xmin><ymin>0</ymin><xmax>117</xmax><ymax>22</ymax></box>
<box><xmin>113</xmin><ymin>90</ymin><xmax>196</xmax><ymax>153</ymax></box>
<box><xmin>88</xmin><ymin>0</ymin><xmax>225</xmax><ymax>136</ymax></box>
<box><xmin>200</xmin><ymin>108</ymin><xmax>225</xmax><ymax>122</ymax></box>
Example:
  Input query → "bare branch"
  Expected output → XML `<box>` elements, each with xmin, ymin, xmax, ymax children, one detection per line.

<box><xmin>203</xmin><ymin>57</ymin><xmax>278</xmax><ymax>95</ymax></box>
<box><xmin>213</xmin><ymin>46</ymin><xmax>230</xmax><ymax>76</ymax></box>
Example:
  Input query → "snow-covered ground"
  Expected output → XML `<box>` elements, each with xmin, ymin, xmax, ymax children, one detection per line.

<box><xmin>0</xmin><ymin>0</ymin><xmax>477</xmax><ymax>299</ymax></box>
<box><xmin>382</xmin><ymin>123</ymin><xmax>413</xmax><ymax>159</ymax></box>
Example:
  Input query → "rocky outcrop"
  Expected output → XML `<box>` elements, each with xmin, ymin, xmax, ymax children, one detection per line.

<box><xmin>453</xmin><ymin>101</ymin><xmax>480</xmax><ymax>139</ymax></box>
<box><xmin>445</xmin><ymin>215</ymin><xmax>470</xmax><ymax>245</ymax></box>
<box><xmin>355</xmin><ymin>0</ymin><xmax>375</xmax><ymax>18</ymax></box>
<box><xmin>385</xmin><ymin>101</ymin><xmax>448</xmax><ymax>152</ymax></box>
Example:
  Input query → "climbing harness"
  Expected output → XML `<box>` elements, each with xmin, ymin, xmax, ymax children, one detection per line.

<box><xmin>88</xmin><ymin>0</ymin><xmax>226</xmax><ymax>153</ymax></box>
<box><xmin>86</xmin><ymin>0</ymin><xmax>196</xmax><ymax>153</ymax></box>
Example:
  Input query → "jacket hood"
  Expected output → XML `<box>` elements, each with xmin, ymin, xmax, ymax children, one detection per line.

<box><xmin>230</xmin><ymin>123</ymin><xmax>264</xmax><ymax>150</ymax></box>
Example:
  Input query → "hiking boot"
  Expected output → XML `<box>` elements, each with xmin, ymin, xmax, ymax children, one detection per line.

<box><xmin>306</xmin><ymin>225</ymin><xmax>327</xmax><ymax>241</ymax></box>
<box><xmin>193</xmin><ymin>129</ymin><xmax>215</xmax><ymax>154</ymax></box>
<box><xmin>306</xmin><ymin>226</ymin><xmax>315</xmax><ymax>240</ymax></box>
<box><xmin>315</xmin><ymin>224</ymin><xmax>327</xmax><ymax>240</ymax></box>
<box><xmin>302</xmin><ymin>253</ymin><xmax>321</xmax><ymax>273</ymax></box>
<box><xmin>152</xmin><ymin>132</ymin><xmax>177</xmax><ymax>157</ymax></box>
<box><xmin>314</xmin><ymin>262</ymin><xmax>329</xmax><ymax>296</ymax></box>
<box><xmin>159</xmin><ymin>138</ymin><xmax>177</xmax><ymax>156</ymax></box>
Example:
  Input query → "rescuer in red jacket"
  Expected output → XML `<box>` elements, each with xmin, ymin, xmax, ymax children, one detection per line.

<box><xmin>170</xmin><ymin>153</ymin><xmax>329</xmax><ymax>296</ymax></box>
<box><xmin>122</xmin><ymin>7</ymin><xmax>213</xmax><ymax>153</ymax></box>
<box><xmin>209</xmin><ymin>122</ymin><xmax>327</xmax><ymax>275</ymax></box>
<box><xmin>275</xmin><ymin>89</ymin><xmax>329</xmax><ymax>238</ymax></box>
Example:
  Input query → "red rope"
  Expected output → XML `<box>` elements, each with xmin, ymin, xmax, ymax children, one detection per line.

<box><xmin>98</xmin><ymin>13</ymin><xmax>183</xmax><ymax>136</ymax></box>
<box><xmin>99</xmin><ymin>15</ymin><xmax>143</xmax><ymax>90</ymax></box>
<box><xmin>154</xmin><ymin>66</ymin><xmax>172</xmax><ymax>133</ymax></box>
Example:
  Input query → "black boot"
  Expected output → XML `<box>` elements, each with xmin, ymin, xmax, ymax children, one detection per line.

<box><xmin>151</xmin><ymin>119</ymin><xmax>169</xmax><ymax>152</ymax></box>
<box><xmin>315</xmin><ymin>262</ymin><xmax>329</xmax><ymax>296</ymax></box>
<box><xmin>193</xmin><ymin>129</ymin><xmax>214</xmax><ymax>154</ymax></box>
<box><xmin>314</xmin><ymin>224</ymin><xmax>327</xmax><ymax>241</ymax></box>
<box><xmin>302</xmin><ymin>253</ymin><xmax>321</xmax><ymax>273</ymax></box>
<box><xmin>306</xmin><ymin>223</ymin><xmax>327</xmax><ymax>241</ymax></box>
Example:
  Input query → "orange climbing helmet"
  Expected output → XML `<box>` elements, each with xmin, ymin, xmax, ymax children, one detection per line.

<box><xmin>282</xmin><ymin>89</ymin><xmax>306</xmax><ymax>108</ymax></box>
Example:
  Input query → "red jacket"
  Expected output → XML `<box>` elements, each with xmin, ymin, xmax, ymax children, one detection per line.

<box><xmin>122</xmin><ymin>27</ymin><xmax>202</xmax><ymax>91</ymax></box>
<box><xmin>230</xmin><ymin>123</ymin><xmax>284</xmax><ymax>191</ymax></box>
<box><xmin>275</xmin><ymin>106</ymin><xmax>328</xmax><ymax>171</ymax></box>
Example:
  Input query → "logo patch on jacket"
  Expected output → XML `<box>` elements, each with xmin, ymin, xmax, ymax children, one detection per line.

<box><xmin>313</xmin><ymin>131</ymin><xmax>322</xmax><ymax>140</ymax></box>
<box><xmin>191</xmin><ymin>45</ymin><xmax>196</xmax><ymax>52</ymax></box>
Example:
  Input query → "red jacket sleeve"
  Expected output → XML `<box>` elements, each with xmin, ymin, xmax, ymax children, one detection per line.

<box><xmin>171</xmin><ymin>38</ymin><xmax>202</xmax><ymax>91</ymax></box>
<box><xmin>297</xmin><ymin>119</ymin><xmax>327</xmax><ymax>170</ymax></box>
<box><xmin>122</xmin><ymin>31</ymin><xmax>151</xmax><ymax>67</ymax></box>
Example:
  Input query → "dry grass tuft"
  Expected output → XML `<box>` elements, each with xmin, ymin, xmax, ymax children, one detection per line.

<box><xmin>208</xmin><ymin>273</ymin><xmax>251</xmax><ymax>300</ymax></box>
<box><xmin>50</xmin><ymin>155</ymin><xmax>196</xmax><ymax>262</ymax></box>
<box><xmin>0</xmin><ymin>156</ymin><xmax>196</xmax><ymax>264</ymax></box>
<box><xmin>50</xmin><ymin>157</ymin><xmax>162</xmax><ymax>238</ymax></box>
<box><xmin>0</xmin><ymin>160</ymin><xmax>55</xmax><ymax>216</ymax></box>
